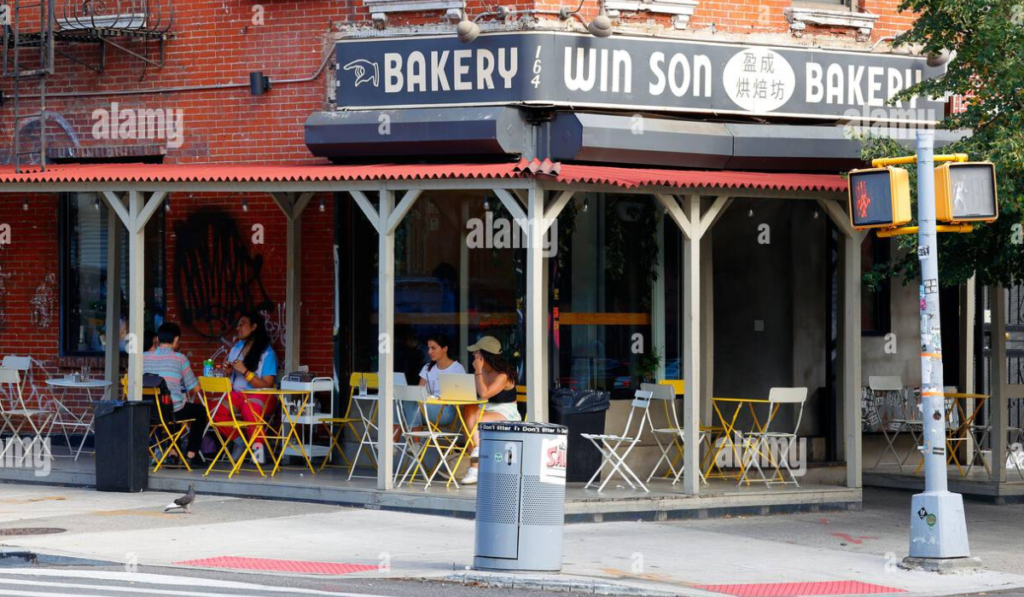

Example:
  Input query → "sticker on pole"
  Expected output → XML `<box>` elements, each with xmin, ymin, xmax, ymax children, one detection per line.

<box><xmin>540</xmin><ymin>437</ymin><xmax>567</xmax><ymax>485</ymax></box>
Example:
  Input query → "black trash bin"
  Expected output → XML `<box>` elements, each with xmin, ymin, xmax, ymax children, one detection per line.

<box><xmin>94</xmin><ymin>400</ymin><xmax>151</xmax><ymax>492</ymax></box>
<box><xmin>549</xmin><ymin>388</ymin><xmax>610</xmax><ymax>483</ymax></box>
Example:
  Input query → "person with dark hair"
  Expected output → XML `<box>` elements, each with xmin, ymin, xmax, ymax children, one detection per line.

<box><xmin>402</xmin><ymin>333</ymin><xmax>465</xmax><ymax>429</ymax></box>
<box><xmin>144</xmin><ymin>330</ymin><xmax>158</xmax><ymax>353</ymax></box>
<box><xmin>143</xmin><ymin>322</ymin><xmax>208</xmax><ymax>466</ymax></box>
<box><xmin>211</xmin><ymin>310</ymin><xmax>278</xmax><ymax>464</ymax></box>
<box><xmin>460</xmin><ymin>335</ymin><xmax>521</xmax><ymax>485</ymax></box>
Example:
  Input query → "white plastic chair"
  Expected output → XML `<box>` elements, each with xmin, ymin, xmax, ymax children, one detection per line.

<box><xmin>641</xmin><ymin>382</ymin><xmax>707</xmax><ymax>486</ymax></box>
<box><xmin>394</xmin><ymin>385</ymin><xmax>460</xmax><ymax>489</ymax></box>
<box><xmin>738</xmin><ymin>387</ymin><xmax>807</xmax><ymax>487</ymax></box>
<box><xmin>0</xmin><ymin>369</ymin><xmax>54</xmax><ymax>463</ymax></box>
<box><xmin>581</xmin><ymin>389</ymin><xmax>653</xmax><ymax>493</ymax></box>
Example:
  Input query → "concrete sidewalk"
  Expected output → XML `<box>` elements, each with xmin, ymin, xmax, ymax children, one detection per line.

<box><xmin>0</xmin><ymin>483</ymin><xmax>1021</xmax><ymax>597</ymax></box>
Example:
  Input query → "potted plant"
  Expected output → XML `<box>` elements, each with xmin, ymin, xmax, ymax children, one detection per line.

<box><xmin>634</xmin><ymin>345</ymin><xmax>663</xmax><ymax>385</ymax></box>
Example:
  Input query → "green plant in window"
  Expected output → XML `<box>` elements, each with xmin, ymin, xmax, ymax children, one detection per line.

<box><xmin>634</xmin><ymin>344</ymin><xmax>663</xmax><ymax>384</ymax></box>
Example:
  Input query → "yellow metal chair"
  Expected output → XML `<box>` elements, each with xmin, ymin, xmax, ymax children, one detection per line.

<box><xmin>318</xmin><ymin>372</ymin><xmax>376</xmax><ymax>474</ymax></box>
<box><xmin>516</xmin><ymin>385</ymin><xmax>528</xmax><ymax>422</ymax></box>
<box><xmin>659</xmin><ymin>380</ymin><xmax>720</xmax><ymax>479</ymax></box>
<box><xmin>123</xmin><ymin>375</ymin><xmax>195</xmax><ymax>473</ymax></box>
<box><xmin>198</xmin><ymin>376</ymin><xmax>265</xmax><ymax>478</ymax></box>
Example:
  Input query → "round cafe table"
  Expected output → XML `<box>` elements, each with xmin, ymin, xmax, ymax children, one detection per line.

<box><xmin>44</xmin><ymin>378</ymin><xmax>112</xmax><ymax>461</ymax></box>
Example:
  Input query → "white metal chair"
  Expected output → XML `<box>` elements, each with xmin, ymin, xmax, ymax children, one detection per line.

<box><xmin>738</xmin><ymin>387</ymin><xmax>808</xmax><ymax>487</ymax></box>
<box><xmin>581</xmin><ymin>389</ymin><xmax>653</xmax><ymax>493</ymax></box>
<box><xmin>394</xmin><ymin>385</ymin><xmax>461</xmax><ymax>489</ymax></box>
<box><xmin>641</xmin><ymin>382</ymin><xmax>707</xmax><ymax>486</ymax></box>
<box><xmin>0</xmin><ymin>368</ymin><xmax>54</xmax><ymax>463</ymax></box>
<box><xmin>868</xmin><ymin>375</ymin><xmax>918</xmax><ymax>472</ymax></box>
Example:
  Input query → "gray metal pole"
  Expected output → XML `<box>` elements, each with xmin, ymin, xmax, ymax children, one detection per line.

<box><xmin>906</xmin><ymin>129</ymin><xmax>972</xmax><ymax>562</ymax></box>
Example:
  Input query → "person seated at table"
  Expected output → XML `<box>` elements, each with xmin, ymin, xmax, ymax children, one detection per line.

<box><xmin>460</xmin><ymin>336</ymin><xmax>521</xmax><ymax>485</ymax></box>
<box><xmin>143</xmin><ymin>322</ymin><xmax>208</xmax><ymax>467</ymax></box>
<box><xmin>211</xmin><ymin>310</ymin><xmax>278</xmax><ymax>464</ymax></box>
<box><xmin>401</xmin><ymin>333</ymin><xmax>465</xmax><ymax>430</ymax></box>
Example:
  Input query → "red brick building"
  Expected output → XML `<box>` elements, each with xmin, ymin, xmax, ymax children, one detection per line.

<box><xmin>0</xmin><ymin>0</ymin><xmax>959</xmax><ymax>497</ymax></box>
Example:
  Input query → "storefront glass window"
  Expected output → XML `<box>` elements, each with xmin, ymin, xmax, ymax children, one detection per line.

<box><xmin>60</xmin><ymin>193</ymin><xmax>166</xmax><ymax>356</ymax></box>
<box><xmin>346</xmin><ymin>191</ymin><xmax>524</xmax><ymax>384</ymax></box>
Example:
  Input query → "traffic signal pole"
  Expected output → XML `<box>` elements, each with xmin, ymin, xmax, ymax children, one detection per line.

<box><xmin>905</xmin><ymin>130</ymin><xmax>972</xmax><ymax>565</ymax></box>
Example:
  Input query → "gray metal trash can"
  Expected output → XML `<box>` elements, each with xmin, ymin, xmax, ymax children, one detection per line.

<box><xmin>474</xmin><ymin>421</ymin><xmax>567</xmax><ymax>572</ymax></box>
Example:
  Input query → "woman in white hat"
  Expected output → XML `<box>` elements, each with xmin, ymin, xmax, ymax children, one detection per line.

<box><xmin>461</xmin><ymin>335</ymin><xmax>521</xmax><ymax>485</ymax></box>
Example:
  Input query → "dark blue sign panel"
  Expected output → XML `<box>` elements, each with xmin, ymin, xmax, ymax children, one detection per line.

<box><xmin>335</xmin><ymin>32</ymin><xmax>946</xmax><ymax>123</ymax></box>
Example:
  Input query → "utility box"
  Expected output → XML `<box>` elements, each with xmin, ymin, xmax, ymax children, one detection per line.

<box><xmin>473</xmin><ymin>421</ymin><xmax>567</xmax><ymax>572</ymax></box>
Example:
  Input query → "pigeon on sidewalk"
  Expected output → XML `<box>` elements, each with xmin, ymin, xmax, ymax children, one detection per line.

<box><xmin>164</xmin><ymin>483</ymin><xmax>196</xmax><ymax>514</ymax></box>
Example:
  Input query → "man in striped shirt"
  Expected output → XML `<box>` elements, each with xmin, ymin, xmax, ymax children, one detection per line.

<box><xmin>144</xmin><ymin>322</ymin><xmax>208</xmax><ymax>466</ymax></box>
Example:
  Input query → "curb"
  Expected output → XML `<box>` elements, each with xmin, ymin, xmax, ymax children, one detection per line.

<box><xmin>440</xmin><ymin>571</ymin><xmax>685</xmax><ymax>596</ymax></box>
<box><xmin>0</xmin><ymin>548</ymin><xmax>117</xmax><ymax>569</ymax></box>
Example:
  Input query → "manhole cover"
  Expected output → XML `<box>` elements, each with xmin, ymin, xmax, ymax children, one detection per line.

<box><xmin>0</xmin><ymin>528</ymin><xmax>66</xmax><ymax>536</ymax></box>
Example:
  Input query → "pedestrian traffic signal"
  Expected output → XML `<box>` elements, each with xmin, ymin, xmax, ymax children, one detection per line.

<box><xmin>935</xmin><ymin>162</ymin><xmax>998</xmax><ymax>223</ymax></box>
<box><xmin>847</xmin><ymin>167</ymin><xmax>912</xmax><ymax>230</ymax></box>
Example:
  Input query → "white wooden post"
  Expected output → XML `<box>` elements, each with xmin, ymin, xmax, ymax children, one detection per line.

<box><xmin>681</xmin><ymin>195</ymin><xmax>702</xmax><ymax>495</ymax></box>
<box><xmin>526</xmin><ymin>185</ymin><xmax>547</xmax><ymax>423</ymax></box>
<box><xmin>377</xmin><ymin>188</ymin><xmax>396</xmax><ymax>490</ymax></box>
<box><xmin>125</xmin><ymin>191</ymin><xmax>146</xmax><ymax>402</ymax></box>
<box><xmin>104</xmin><ymin>194</ymin><xmax>123</xmax><ymax>399</ymax></box>
<box><xmin>272</xmin><ymin>192</ymin><xmax>313</xmax><ymax>373</ymax></box>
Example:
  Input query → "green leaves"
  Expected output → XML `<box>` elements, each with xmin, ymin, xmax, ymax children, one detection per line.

<box><xmin>863</xmin><ymin>0</ymin><xmax>1024</xmax><ymax>288</ymax></box>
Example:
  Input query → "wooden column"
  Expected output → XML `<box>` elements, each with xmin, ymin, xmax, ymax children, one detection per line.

<box><xmin>125</xmin><ymin>191</ymin><xmax>146</xmax><ymax>402</ymax></box>
<box><xmin>681</xmin><ymin>195</ymin><xmax>702</xmax><ymax>496</ymax></box>
<box><xmin>104</xmin><ymin>194</ymin><xmax>123</xmax><ymax>399</ymax></box>
<box><xmin>525</xmin><ymin>185</ymin><xmax>547</xmax><ymax>423</ymax></box>
<box><xmin>377</xmin><ymin>188</ymin><xmax>396</xmax><ymax>490</ymax></box>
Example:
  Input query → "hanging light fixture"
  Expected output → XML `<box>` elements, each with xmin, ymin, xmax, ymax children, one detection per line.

<box><xmin>164</xmin><ymin>196</ymin><xmax>171</xmax><ymax>212</ymax></box>
<box><xmin>483</xmin><ymin>196</ymin><xmax>491</xmax><ymax>210</ymax></box>
<box><xmin>587</xmin><ymin>4</ymin><xmax>613</xmax><ymax>37</ymax></box>
<box><xmin>457</xmin><ymin>10</ymin><xmax>481</xmax><ymax>43</ymax></box>
<box><xmin>582</xmin><ymin>198</ymin><xmax>589</xmax><ymax>213</ymax></box>
<box><xmin>242</xmin><ymin>197</ymin><xmax>249</xmax><ymax>212</ymax></box>
<box><xmin>22</xmin><ymin>198</ymin><xmax>28</xmax><ymax>212</ymax></box>
<box><xmin>94</xmin><ymin>197</ymin><xmax>101</xmax><ymax>211</ymax></box>
<box><xmin>747</xmin><ymin>208</ymin><xmax>754</xmax><ymax>218</ymax></box>
<box><xmin>319</xmin><ymin>197</ymin><xmax>326</xmax><ymax>213</ymax></box>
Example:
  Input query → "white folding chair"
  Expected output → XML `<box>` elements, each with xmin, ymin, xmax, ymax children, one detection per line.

<box><xmin>394</xmin><ymin>385</ymin><xmax>461</xmax><ymax>489</ymax></box>
<box><xmin>738</xmin><ymin>387</ymin><xmax>807</xmax><ymax>487</ymax></box>
<box><xmin>582</xmin><ymin>389</ymin><xmax>653</xmax><ymax>493</ymax></box>
<box><xmin>868</xmin><ymin>375</ymin><xmax>915</xmax><ymax>472</ymax></box>
<box><xmin>641</xmin><ymin>383</ymin><xmax>707</xmax><ymax>486</ymax></box>
<box><xmin>0</xmin><ymin>369</ymin><xmax>54</xmax><ymax>463</ymax></box>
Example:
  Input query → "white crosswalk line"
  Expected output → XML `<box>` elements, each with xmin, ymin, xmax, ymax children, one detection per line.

<box><xmin>0</xmin><ymin>590</ymin><xmax>117</xmax><ymax>597</ymax></box>
<box><xmin>0</xmin><ymin>578</ymin><xmax>268</xmax><ymax>597</ymax></box>
<box><xmin>0</xmin><ymin>569</ymin><xmax>390</xmax><ymax>597</ymax></box>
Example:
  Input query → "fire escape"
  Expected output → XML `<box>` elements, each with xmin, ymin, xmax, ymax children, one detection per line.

<box><xmin>2</xmin><ymin>0</ymin><xmax>174</xmax><ymax>172</ymax></box>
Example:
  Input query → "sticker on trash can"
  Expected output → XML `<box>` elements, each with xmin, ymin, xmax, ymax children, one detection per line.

<box><xmin>540</xmin><ymin>437</ymin><xmax>567</xmax><ymax>485</ymax></box>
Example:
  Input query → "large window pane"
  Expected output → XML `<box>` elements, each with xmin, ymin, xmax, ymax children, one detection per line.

<box><xmin>60</xmin><ymin>193</ymin><xmax>166</xmax><ymax>356</ymax></box>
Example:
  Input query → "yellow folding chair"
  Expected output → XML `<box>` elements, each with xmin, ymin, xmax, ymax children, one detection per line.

<box><xmin>198</xmin><ymin>377</ymin><xmax>265</xmax><ymax>478</ymax></box>
<box><xmin>123</xmin><ymin>376</ymin><xmax>194</xmax><ymax>473</ymax></box>
<box><xmin>516</xmin><ymin>385</ymin><xmax>528</xmax><ymax>422</ymax></box>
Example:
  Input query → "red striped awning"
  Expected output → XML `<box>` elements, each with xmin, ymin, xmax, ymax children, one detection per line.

<box><xmin>0</xmin><ymin>159</ymin><xmax>847</xmax><ymax>193</ymax></box>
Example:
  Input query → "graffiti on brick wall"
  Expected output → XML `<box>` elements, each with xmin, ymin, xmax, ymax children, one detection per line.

<box><xmin>30</xmin><ymin>273</ymin><xmax>57</xmax><ymax>329</ymax></box>
<box><xmin>261</xmin><ymin>303</ymin><xmax>286</xmax><ymax>350</ymax></box>
<box><xmin>0</xmin><ymin>258</ymin><xmax>11</xmax><ymax>332</ymax></box>
<box><xmin>174</xmin><ymin>210</ymin><xmax>274</xmax><ymax>339</ymax></box>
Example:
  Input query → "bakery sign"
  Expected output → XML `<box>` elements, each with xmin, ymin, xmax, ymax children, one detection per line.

<box><xmin>335</xmin><ymin>32</ymin><xmax>946</xmax><ymax>124</ymax></box>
